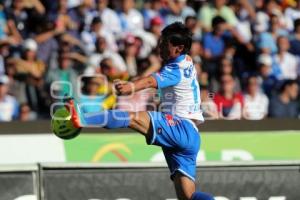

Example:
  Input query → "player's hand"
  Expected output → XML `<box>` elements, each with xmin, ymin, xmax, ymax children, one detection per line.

<box><xmin>114</xmin><ymin>79</ymin><xmax>134</xmax><ymax>96</ymax></box>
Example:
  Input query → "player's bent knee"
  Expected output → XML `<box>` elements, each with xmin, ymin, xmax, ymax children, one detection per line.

<box><xmin>129</xmin><ymin>112</ymin><xmax>152</xmax><ymax>135</ymax></box>
<box><xmin>191</xmin><ymin>192</ymin><xmax>215</xmax><ymax>200</ymax></box>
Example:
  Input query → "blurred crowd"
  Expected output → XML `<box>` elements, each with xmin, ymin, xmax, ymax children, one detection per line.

<box><xmin>0</xmin><ymin>0</ymin><xmax>300</xmax><ymax>121</ymax></box>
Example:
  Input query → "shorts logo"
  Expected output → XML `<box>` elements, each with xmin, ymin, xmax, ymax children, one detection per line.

<box><xmin>165</xmin><ymin>114</ymin><xmax>177</xmax><ymax>126</ymax></box>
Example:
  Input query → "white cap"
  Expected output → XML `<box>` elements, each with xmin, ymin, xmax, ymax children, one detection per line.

<box><xmin>23</xmin><ymin>39</ymin><xmax>38</xmax><ymax>51</ymax></box>
<box><xmin>258</xmin><ymin>54</ymin><xmax>272</xmax><ymax>66</ymax></box>
<box><xmin>0</xmin><ymin>75</ymin><xmax>9</xmax><ymax>85</ymax></box>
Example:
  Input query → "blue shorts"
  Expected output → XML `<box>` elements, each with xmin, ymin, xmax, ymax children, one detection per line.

<box><xmin>147</xmin><ymin>111</ymin><xmax>201</xmax><ymax>182</ymax></box>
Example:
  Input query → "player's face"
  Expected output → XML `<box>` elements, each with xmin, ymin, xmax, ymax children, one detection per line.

<box><xmin>158</xmin><ymin>36</ymin><xmax>182</xmax><ymax>61</ymax></box>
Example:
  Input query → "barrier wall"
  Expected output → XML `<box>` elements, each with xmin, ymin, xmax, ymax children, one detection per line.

<box><xmin>0</xmin><ymin>165</ymin><xmax>38</xmax><ymax>200</ymax></box>
<box><xmin>1</xmin><ymin>162</ymin><xmax>300</xmax><ymax>200</ymax></box>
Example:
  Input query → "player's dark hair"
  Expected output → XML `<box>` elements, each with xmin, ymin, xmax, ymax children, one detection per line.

<box><xmin>212</xmin><ymin>16</ymin><xmax>226</xmax><ymax>28</ymax></box>
<box><xmin>161</xmin><ymin>22</ymin><xmax>192</xmax><ymax>54</ymax></box>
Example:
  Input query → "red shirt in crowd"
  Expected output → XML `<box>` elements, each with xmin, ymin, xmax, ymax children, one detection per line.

<box><xmin>213</xmin><ymin>92</ymin><xmax>244</xmax><ymax>117</ymax></box>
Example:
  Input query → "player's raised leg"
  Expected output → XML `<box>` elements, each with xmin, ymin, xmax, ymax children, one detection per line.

<box><xmin>65</xmin><ymin>98</ymin><xmax>153</xmax><ymax>141</ymax></box>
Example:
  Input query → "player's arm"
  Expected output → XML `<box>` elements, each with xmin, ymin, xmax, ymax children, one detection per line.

<box><xmin>115</xmin><ymin>76</ymin><xmax>157</xmax><ymax>95</ymax></box>
<box><xmin>115</xmin><ymin>64</ymin><xmax>181</xmax><ymax>95</ymax></box>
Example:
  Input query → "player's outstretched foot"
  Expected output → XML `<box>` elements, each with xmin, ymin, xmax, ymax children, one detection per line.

<box><xmin>64</xmin><ymin>97</ymin><xmax>82</xmax><ymax>129</ymax></box>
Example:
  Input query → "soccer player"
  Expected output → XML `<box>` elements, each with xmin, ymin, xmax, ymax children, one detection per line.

<box><xmin>66</xmin><ymin>22</ymin><xmax>214</xmax><ymax>200</ymax></box>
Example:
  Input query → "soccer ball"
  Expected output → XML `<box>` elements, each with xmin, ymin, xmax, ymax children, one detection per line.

<box><xmin>51</xmin><ymin>107</ymin><xmax>81</xmax><ymax>140</ymax></box>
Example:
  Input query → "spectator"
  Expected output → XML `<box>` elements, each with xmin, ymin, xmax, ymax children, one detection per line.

<box><xmin>189</xmin><ymin>40</ymin><xmax>203</xmax><ymax>64</ymax></box>
<box><xmin>243</xmin><ymin>75</ymin><xmax>269</xmax><ymax>120</ymax></box>
<box><xmin>0</xmin><ymin>40</ymin><xmax>10</xmax><ymax>75</ymax></box>
<box><xmin>274</xmin><ymin>36</ymin><xmax>298</xmax><ymax>80</ymax></box>
<box><xmin>68</xmin><ymin>0</ymin><xmax>95</xmax><ymax>35</ymax></box>
<box><xmin>49</xmin><ymin>0</ymin><xmax>77</xmax><ymax>35</ymax></box>
<box><xmin>203</xmin><ymin>16</ymin><xmax>227</xmax><ymax>61</ymax></box>
<box><xmin>117</xmin><ymin>0</ymin><xmax>144</xmax><ymax>33</ymax></box>
<box><xmin>33</xmin><ymin>19</ymin><xmax>60</xmax><ymax>65</ymax></box>
<box><xmin>46</xmin><ymin>53</ymin><xmax>78</xmax><ymax>97</ymax></box>
<box><xmin>185</xmin><ymin>15</ymin><xmax>201</xmax><ymax>41</ymax></box>
<box><xmin>0</xmin><ymin>3</ymin><xmax>6</xmax><ymax>40</ymax></box>
<box><xmin>19</xmin><ymin>103</ymin><xmax>37</xmax><ymax>121</ymax></box>
<box><xmin>198</xmin><ymin>0</ymin><xmax>238</xmax><ymax>31</ymax></box>
<box><xmin>210</xmin><ymin>57</ymin><xmax>241</xmax><ymax>93</ymax></box>
<box><xmin>81</xmin><ymin>16</ymin><xmax>117</xmax><ymax>53</ymax></box>
<box><xmin>85</xmin><ymin>36</ymin><xmax>127</xmax><ymax>74</ymax></box>
<box><xmin>284</xmin><ymin>1</ymin><xmax>300</xmax><ymax>31</ymax></box>
<box><xmin>200</xmin><ymin>85</ymin><xmax>218</xmax><ymax>119</ymax></box>
<box><xmin>265</xmin><ymin>1</ymin><xmax>287</xmax><ymax>29</ymax></box>
<box><xmin>269</xmin><ymin>80</ymin><xmax>299</xmax><ymax>118</ymax></box>
<box><xmin>80</xmin><ymin>76</ymin><xmax>109</xmax><ymax>113</ymax></box>
<box><xmin>95</xmin><ymin>0</ymin><xmax>122</xmax><ymax>36</ymax></box>
<box><xmin>233</xmin><ymin>0</ymin><xmax>255</xmax><ymax>44</ymax></box>
<box><xmin>121</xmin><ymin>35</ymin><xmax>142</xmax><ymax>77</ymax></box>
<box><xmin>213</xmin><ymin>74</ymin><xmax>244</xmax><ymax>119</ymax></box>
<box><xmin>0</xmin><ymin>3</ymin><xmax>22</xmax><ymax>45</ymax></box>
<box><xmin>254</xmin><ymin>0</ymin><xmax>269</xmax><ymax>33</ymax></box>
<box><xmin>289</xmin><ymin>19</ymin><xmax>300</xmax><ymax>57</ymax></box>
<box><xmin>161</xmin><ymin>0</ymin><xmax>196</xmax><ymax>25</ymax></box>
<box><xmin>149</xmin><ymin>16</ymin><xmax>163</xmax><ymax>39</ymax></box>
<box><xmin>141</xmin><ymin>0</ymin><xmax>162</xmax><ymax>30</ymax></box>
<box><xmin>256</xmin><ymin>14</ymin><xmax>286</xmax><ymax>55</ymax></box>
<box><xmin>258</xmin><ymin>53</ymin><xmax>279</xmax><ymax>97</ymax></box>
<box><xmin>0</xmin><ymin>75</ymin><xmax>19</xmax><ymax>121</ymax></box>
<box><xmin>100</xmin><ymin>58</ymin><xmax>128</xmax><ymax>82</ymax></box>
<box><xmin>6</xmin><ymin>0</ymin><xmax>45</xmax><ymax>39</ymax></box>
<box><xmin>8</xmin><ymin>39</ymin><xmax>45</xmax><ymax>79</ymax></box>
<box><xmin>6</xmin><ymin>38</ymin><xmax>50</xmax><ymax>116</ymax></box>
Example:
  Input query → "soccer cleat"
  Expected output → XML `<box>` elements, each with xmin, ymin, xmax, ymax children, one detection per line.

<box><xmin>64</xmin><ymin>97</ymin><xmax>82</xmax><ymax>128</ymax></box>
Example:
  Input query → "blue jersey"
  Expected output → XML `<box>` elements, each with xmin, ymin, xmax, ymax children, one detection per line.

<box><xmin>148</xmin><ymin>54</ymin><xmax>203</xmax><ymax>182</ymax></box>
<box><xmin>152</xmin><ymin>54</ymin><xmax>204</xmax><ymax>122</ymax></box>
